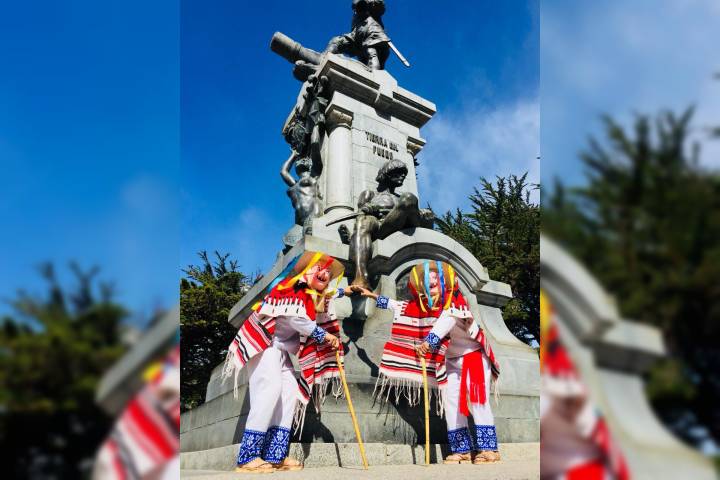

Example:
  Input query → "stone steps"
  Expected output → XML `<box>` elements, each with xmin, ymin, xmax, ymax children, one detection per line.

<box><xmin>180</xmin><ymin>441</ymin><xmax>539</xmax><ymax>471</ymax></box>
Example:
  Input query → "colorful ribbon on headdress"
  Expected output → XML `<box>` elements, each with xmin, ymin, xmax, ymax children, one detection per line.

<box><xmin>411</xmin><ymin>265</ymin><xmax>427</xmax><ymax>313</ymax></box>
<box><xmin>436</xmin><ymin>260</ymin><xmax>445</xmax><ymax>307</ymax></box>
<box><xmin>424</xmin><ymin>261</ymin><xmax>433</xmax><ymax>309</ymax></box>
<box><xmin>444</xmin><ymin>264</ymin><xmax>455</xmax><ymax>309</ymax></box>
<box><xmin>277</xmin><ymin>251</ymin><xmax>324</xmax><ymax>291</ymax></box>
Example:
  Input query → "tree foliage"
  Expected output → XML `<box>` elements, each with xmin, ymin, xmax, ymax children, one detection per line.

<box><xmin>0</xmin><ymin>263</ymin><xmax>127</xmax><ymax>478</ymax></box>
<box><xmin>543</xmin><ymin>108</ymin><xmax>720</xmax><ymax>448</ymax></box>
<box><xmin>180</xmin><ymin>251</ymin><xmax>251</xmax><ymax>411</ymax></box>
<box><xmin>436</xmin><ymin>174</ymin><xmax>540</xmax><ymax>346</ymax></box>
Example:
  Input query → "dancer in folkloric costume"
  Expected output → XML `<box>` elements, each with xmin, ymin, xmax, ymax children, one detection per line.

<box><xmin>412</xmin><ymin>264</ymin><xmax>502</xmax><ymax>465</ymax></box>
<box><xmin>540</xmin><ymin>291</ymin><xmax>630</xmax><ymax>480</ymax></box>
<box><xmin>223</xmin><ymin>251</ymin><xmax>345</xmax><ymax>473</ymax></box>
<box><xmin>352</xmin><ymin>262</ymin><xmax>456</xmax><ymax>413</ymax></box>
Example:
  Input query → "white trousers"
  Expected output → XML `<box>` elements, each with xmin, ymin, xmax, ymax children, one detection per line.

<box><xmin>443</xmin><ymin>352</ymin><xmax>494</xmax><ymax>428</ymax></box>
<box><xmin>237</xmin><ymin>346</ymin><xmax>298</xmax><ymax>465</ymax></box>
<box><xmin>442</xmin><ymin>352</ymin><xmax>498</xmax><ymax>453</ymax></box>
<box><xmin>245</xmin><ymin>346</ymin><xmax>298</xmax><ymax>432</ymax></box>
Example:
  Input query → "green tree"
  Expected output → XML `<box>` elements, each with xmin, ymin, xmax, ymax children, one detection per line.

<box><xmin>542</xmin><ymin>108</ymin><xmax>720</xmax><ymax>448</ymax></box>
<box><xmin>180</xmin><ymin>251</ymin><xmax>251</xmax><ymax>411</ymax></box>
<box><xmin>436</xmin><ymin>174</ymin><xmax>540</xmax><ymax>346</ymax></box>
<box><xmin>0</xmin><ymin>263</ymin><xmax>127</xmax><ymax>478</ymax></box>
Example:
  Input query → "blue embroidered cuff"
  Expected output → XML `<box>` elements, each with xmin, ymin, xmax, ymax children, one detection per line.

<box><xmin>261</xmin><ymin>426</ymin><xmax>291</xmax><ymax>464</ymax></box>
<box><xmin>337</xmin><ymin>287</ymin><xmax>344</xmax><ymax>298</ymax></box>
<box><xmin>474</xmin><ymin>425</ymin><xmax>498</xmax><ymax>451</ymax></box>
<box><xmin>237</xmin><ymin>429</ymin><xmax>266</xmax><ymax>465</ymax></box>
<box><xmin>310</xmin><ymin>326</ymin><xmax>327</xmax><ymax>343</ymax></box>
<box><xmin>376</xmin><ymin>295</ymin><xmax>390</xmax><ymax>309</ymax></box>
<box><xmin>425</xmin><ymin>332</ymin><xmax>441</xmax><ymax>350</ymax></box>
<box><xmin>448</xmin><ymin>427</ymin><xmax>473</xmax><ymax>454</ymax></box>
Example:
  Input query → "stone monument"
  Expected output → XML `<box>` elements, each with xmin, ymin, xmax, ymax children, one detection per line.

<box><xmin>180</xmin><ymin>8</ymin><xmax>539</xmax><ymax>469</ymax></box>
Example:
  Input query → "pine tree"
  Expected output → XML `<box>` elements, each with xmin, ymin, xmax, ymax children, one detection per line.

<box><xmin>0</xmin><ymin>263</ymin><xmax>127</xmax><ymax>478</ymax></box>
<box><xmin>436</xmin><ymin>174</ymin><xmax>540</xmax><ymax>346</ymax></box>
<box><xmin>180</xmin><ymin>251</ymin><xmax>251</xmax><ymax>410</ymax></box>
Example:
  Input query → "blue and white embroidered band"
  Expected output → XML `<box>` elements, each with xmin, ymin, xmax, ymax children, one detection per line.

<box><xmin>310</xmin><ymin>326</ymin><xmax>327</xmax><ymax>343</ymax></box>
<box><xmin>337</xmin><ymin>287</ymin><xmax>345</xmax><ymax>298</ymax></box>
<box><xmin>474</xmin><ymin>425</ymin><xmax>498</xmax><ymax>451</ymax></box>
<box><xmin>261</xmin><ymin>426</ymin><xmax>291</xmax><ymax>464</ymax></box>
<box><xmin>376</xmin><ymin>295</ymin><xmax>390</xmax><ymax>309</ymax></box>
<box><xmin>447</xmin><ymin>427</ymin><xmax>473</xmax><ymax>454</ymax></box>
<box><xmin>425</xmin><ymin>332</ymin><xmax>441</xmax><ymax>350</ymax></box>
<box><xmin>236</xmin><ymin>429</ymin><xmax>266</xmax><ymax>465</ymax></box>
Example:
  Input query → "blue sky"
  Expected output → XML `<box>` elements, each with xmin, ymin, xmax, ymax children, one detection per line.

<box><xmin>542</xmin><ymin>0</ymin><xmax>720</xmax><ymax>187</ymax></box>
<box><xmin>181</xmin><ymin>0</ymin><xmax>539</xmax><ymax>278</ymax></box>
<box><xmin>0</xmin><ymin>1</ymin><xmax>179</xmax><ymax>322</ymax></box>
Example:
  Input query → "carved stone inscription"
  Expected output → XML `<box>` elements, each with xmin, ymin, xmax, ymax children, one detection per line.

<box><xmin>364</xmin><ymin>131</ymin><xmax>399</xmax><ymax>160</ymax></box>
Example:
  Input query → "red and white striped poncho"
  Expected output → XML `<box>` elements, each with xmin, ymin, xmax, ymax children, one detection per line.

<box><xmin>223</xmin><ymin>284</ymin><xmax>343</xmax><ymax>427</ymax></box>
<box><xmin>373</xmin><ymin>278</ymin><xmax>476</xmax><ymax>409</ymax></box>
<box><xmin>375</xmin><ymin>269</ymin><xmax>502</xmax><ymax>413</ymax></box>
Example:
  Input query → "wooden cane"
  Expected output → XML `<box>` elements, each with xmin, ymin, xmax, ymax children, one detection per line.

<box><xmin>420</xmin><ymin>356</ymin><xmax>431</xmax><ymax>465</ymax></box>
<box><xmin>336</xmin><ymin>349</ymin><xmax>369</xmax><ymax>470</ymax></box>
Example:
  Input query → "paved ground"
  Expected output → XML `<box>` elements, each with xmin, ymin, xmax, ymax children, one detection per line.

<box><xmin>181</xmin><ymin>461</ymin><xmax>539</xmax><ymax>480</ymax></box>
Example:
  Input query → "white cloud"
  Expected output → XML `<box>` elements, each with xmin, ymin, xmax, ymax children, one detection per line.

<box><xmin>417</xmin><ymin>98</ymin><xmax>540</xmax><ymax>214</ymax></box>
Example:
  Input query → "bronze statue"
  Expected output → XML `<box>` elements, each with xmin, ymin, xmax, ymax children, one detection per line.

<box><xmin>280</xmin><ymin>75</ymin><xmax>329</xmax><ymax>228</ymax></box>
<box><xmin>341</xmin><ymin>159</ymin><xmax>434</xmax><ymax>287</ymax></box>
<box><xmin>270</xmin><ymin>0</ymin><xmax>408</xmax><ymax>82</ymax></box>
<box><xmin>326</xmin><ymin>0</ymin><xmax>390</xmax><ymax>71</ymax></box>
<box><xmin>280</xmin><ymin>154</ymin><xmax>322</xmax><ymax>228</ymax></box>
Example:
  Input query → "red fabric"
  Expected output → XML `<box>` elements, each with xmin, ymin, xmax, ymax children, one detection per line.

<box><xmin>592</xmin><ymin>418</ymin><xmax>631</xmax><ymax>480</ymax></box>
<box><xmin>566</xmin><ymin>461</ymin><xmax>605</xmax><ymax>480</ymax></box>
<box><xmin>543</xmin><ymin>323</ymin><xmax>578</xmax><ymax>378</ymax></box>
<box><xmin>459</xmin><ymin>349</ymin><xmax>486</xmax><ymax>415</ymax></box>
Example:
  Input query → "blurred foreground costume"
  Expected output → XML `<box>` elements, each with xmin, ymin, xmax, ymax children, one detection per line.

<box><xmin>222</xmin><ymin>252</ymin><xmax>346</xmax><ymax>472</ymax></box>
<box><xmin>92</xmin><ymin>345</ymin><xmax>180</xmax><ymax>480</ymax></box>
<box><xmin>540</xmin><ymin>291</ymin><xmax>630</xmax><ymax>480</ymax></box>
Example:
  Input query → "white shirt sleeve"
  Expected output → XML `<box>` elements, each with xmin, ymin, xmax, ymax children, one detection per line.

<box><xmin>375</xmin><ymin>295</ymin><xmax>404</xmax><ymax>314</ymax></box>
<box><xmin>430</xmin><ymin>311</ymin><xmax>456</xmax><ymax>339</ymax></box>
<box><xmin>286</xmin><ymin>315</ymin><xmax>320</xmax><ymax>337</ymax></box>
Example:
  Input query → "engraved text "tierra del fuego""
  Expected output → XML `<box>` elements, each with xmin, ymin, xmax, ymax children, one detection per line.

<box><xmin>365</xmin><ymin>131</ymin><xmax>399</xmax><ymax>160</ymax></box>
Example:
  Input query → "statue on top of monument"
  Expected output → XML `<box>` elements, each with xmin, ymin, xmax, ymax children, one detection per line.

<box><xmin>338</xmin><ymin>159</ymin><xmax>435</xmax><ymax>288</ymax></box>
<box><xmin>325</xmin><ymin>0</ymin><xmax>390</xmax><ymax>71</ymax></box>
<box><xmin>270</xmin><ymin>0</ymin><xmax>409</xmax><ymax>82</ymax></box>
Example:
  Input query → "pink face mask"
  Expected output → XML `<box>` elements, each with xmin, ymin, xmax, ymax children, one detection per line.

<box><xmin>428</xmin><ymin>270</ymin><xmax>440</xmax><ymax>296</ymax></box>
<box><xmin>304</xmin><ymin>264</ymin><xmax>331</xmax><ymax>292</ymax></box>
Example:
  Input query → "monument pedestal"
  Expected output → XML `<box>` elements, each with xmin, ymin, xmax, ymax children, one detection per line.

<box><xmin>180</xmin><ymin>54</ymin><xmax>539</xmax><ymax>466</ymax></box>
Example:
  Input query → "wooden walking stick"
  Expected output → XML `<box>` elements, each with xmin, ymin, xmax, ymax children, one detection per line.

<box><xmin>420</xmin><ymin>355</ymin><xmax>431</xmax><ymax>466</ymax></box>
<box><xmin>336</xmin><ymin>349</ymin><xmax>369</xmax><ymax>470</ymax></box>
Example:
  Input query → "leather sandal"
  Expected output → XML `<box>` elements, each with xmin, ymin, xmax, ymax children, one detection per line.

<box><xmin>272</xmin><ymin>457</ymin><xmax>303</xmax><ymax>471</ymax></box>
<box><xmin>443</xmin><ymin>452</ymin><xmax>472</xmax><ymax>464</ymax></box>
<box><xmin>235</xmin><ymin>457</ymin><xmax>275</xmax><ymax>473</ymax></box>
<box><xmin>473</xmin><ymin>450</ymin><xmax>501</xmax><ymax>464</ymax></box>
